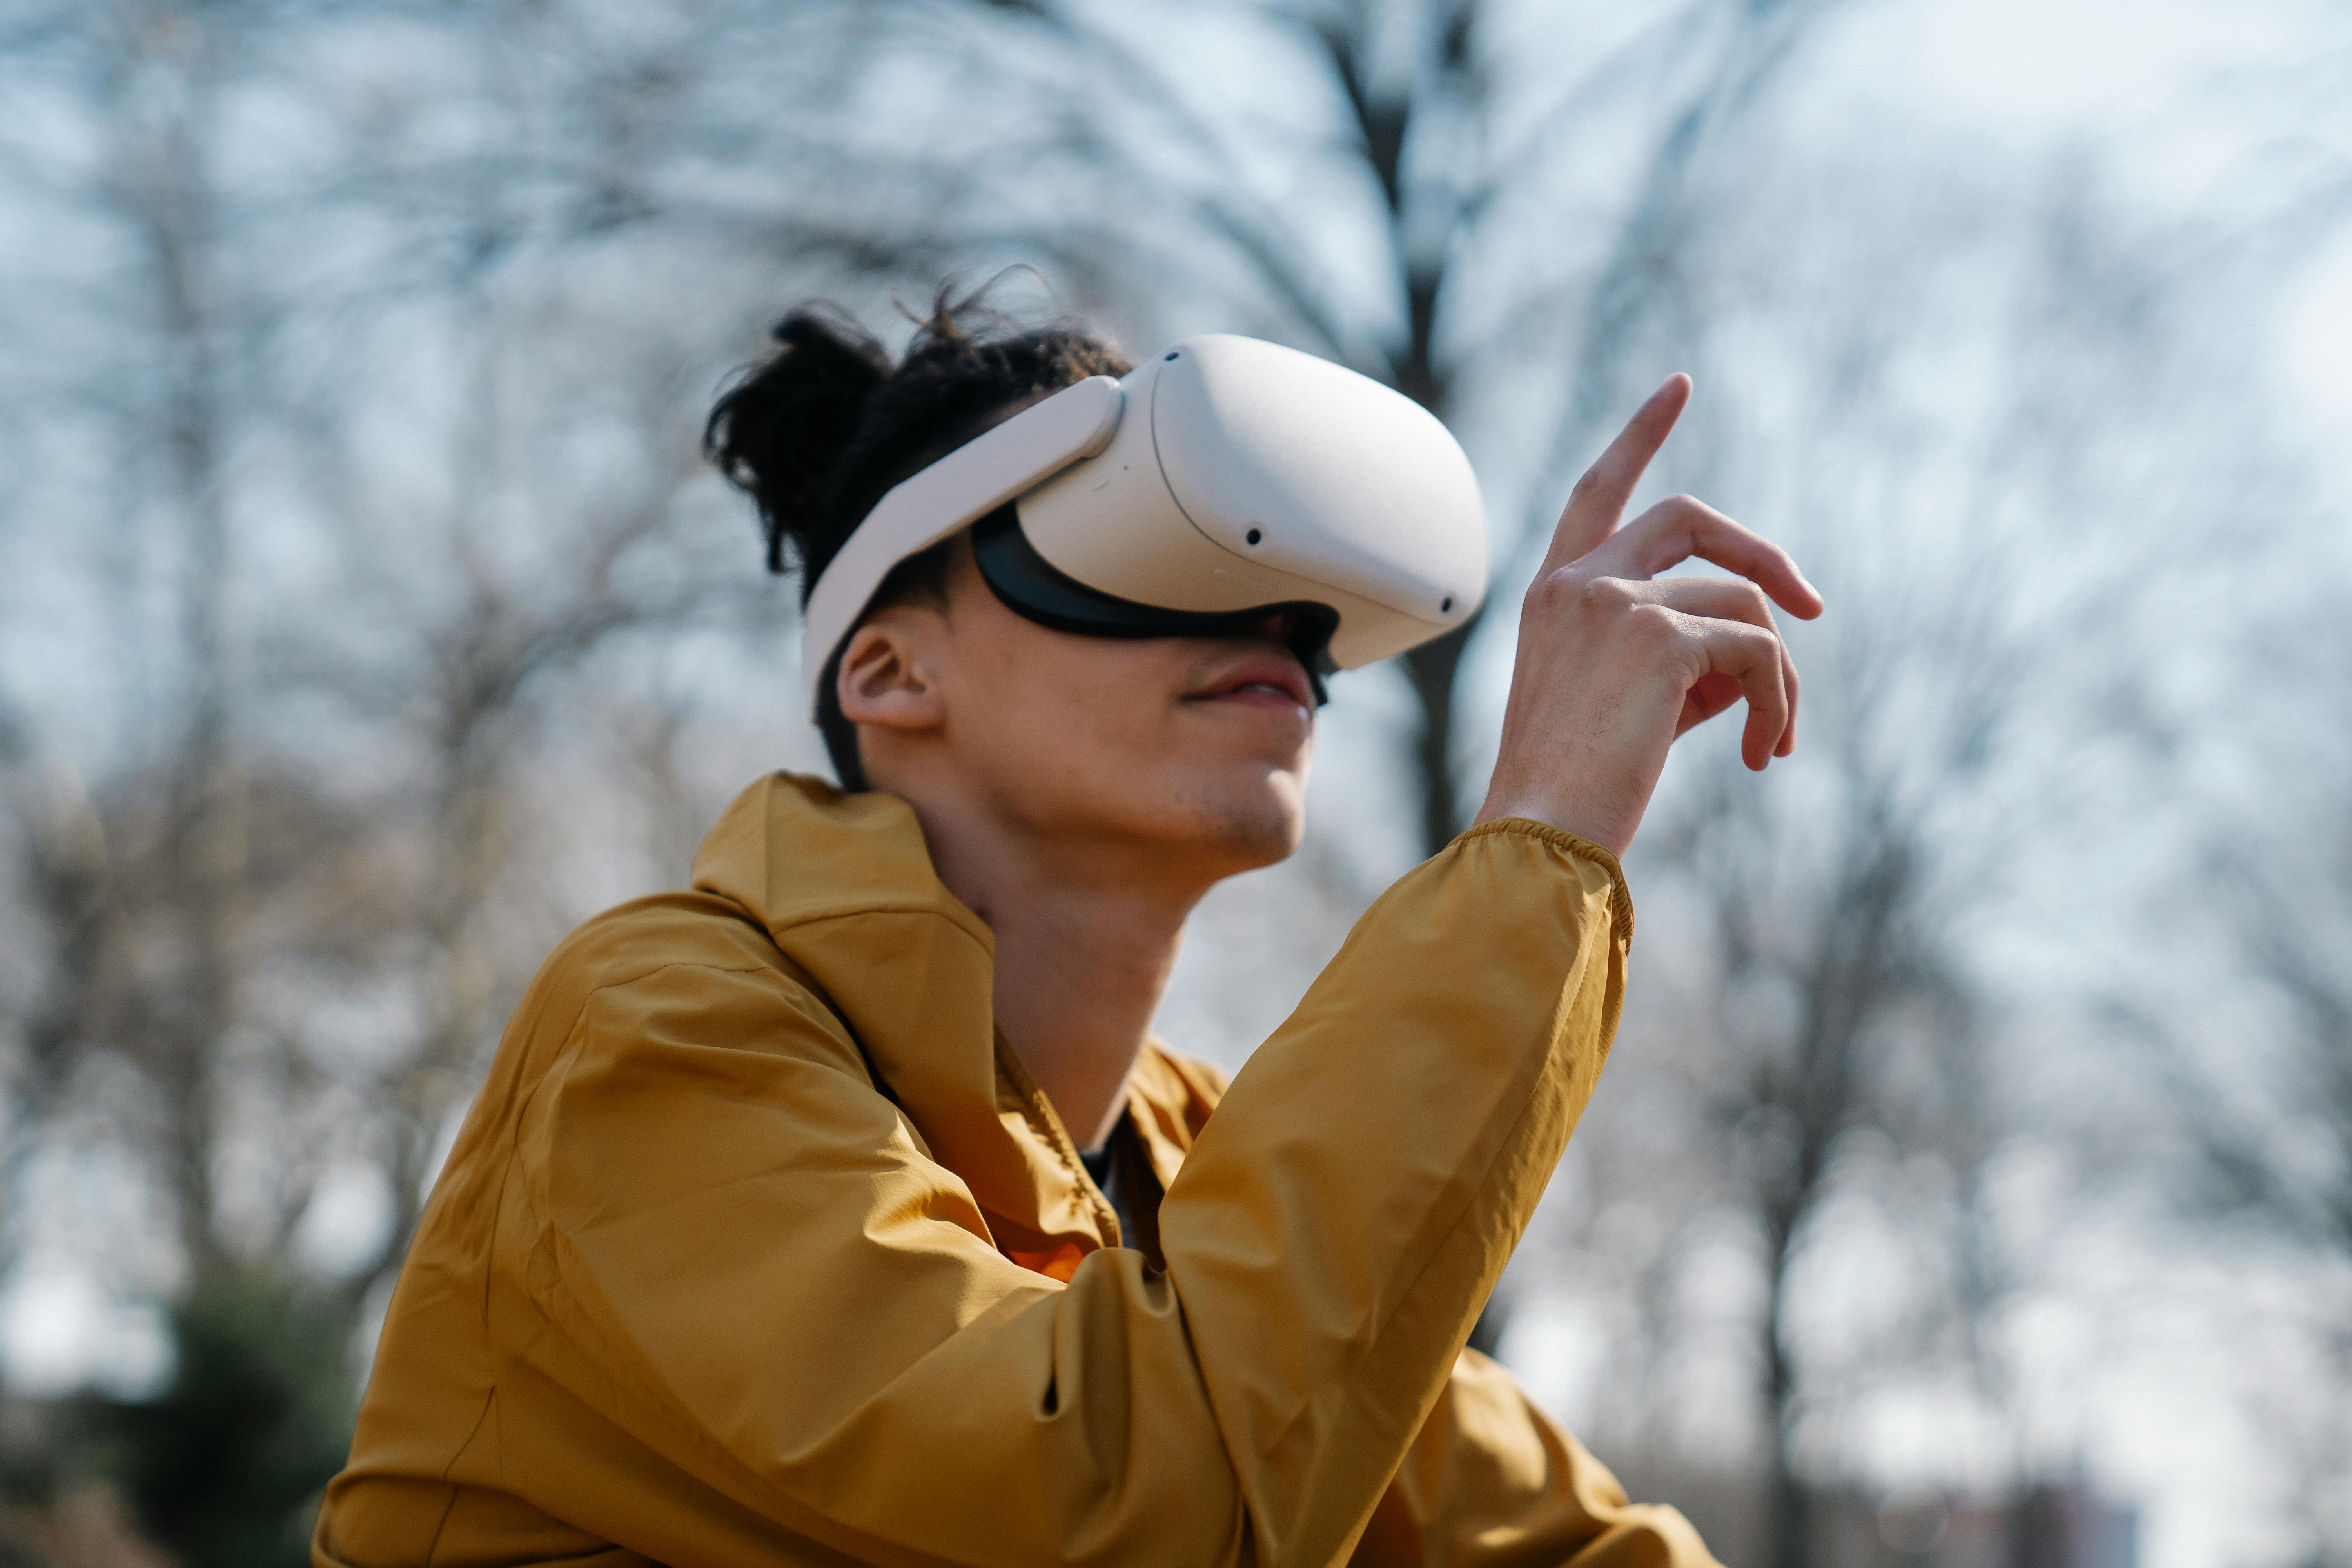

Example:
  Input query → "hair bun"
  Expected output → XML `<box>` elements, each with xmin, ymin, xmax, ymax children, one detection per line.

<box><xmin>705</xmin><ymin>309</ymin><xmax>891</xmax><ymax>573</ymax></box>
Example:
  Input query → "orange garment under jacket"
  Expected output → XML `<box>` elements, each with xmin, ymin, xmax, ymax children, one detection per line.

<box><xmin>315</xmin><ymin>772</ymin><xmax>1717</xmax><ymax>1568</ymax></box>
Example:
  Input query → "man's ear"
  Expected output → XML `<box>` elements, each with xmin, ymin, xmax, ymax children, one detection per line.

<box><xmin>836</xmin><ymin>612</ymin><xmax>947</xmax><ymax>733</ymax></box>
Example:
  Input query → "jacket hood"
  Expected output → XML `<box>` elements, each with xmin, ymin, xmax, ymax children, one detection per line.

<box><xmin>689</xmin><ymin>771</ymin><xmax>1118</xmax><ymax>1272</ymax></box>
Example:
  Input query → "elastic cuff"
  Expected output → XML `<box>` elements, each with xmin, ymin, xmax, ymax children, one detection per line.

<box><xmin>1453</xmin><ymin>818</ymin><xmax>1635</xmax><ymax>946</ymax></box>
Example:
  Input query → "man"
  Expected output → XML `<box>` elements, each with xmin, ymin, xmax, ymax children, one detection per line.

<box><xmin>315</xmin><ymin>298</ymin><xmax>1819</xmax><ymax>1567</ymax></box>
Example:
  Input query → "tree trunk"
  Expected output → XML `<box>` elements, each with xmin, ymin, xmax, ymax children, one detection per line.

<box><xmin>1403</xmin><ymin>624</ymin><xmax>1477</xmax><ymax>857</ymax></box>
<box><xmin>1762</xmin><ymin>1193</ymin><xmax>1809</xmax><ymax>1568</ymax></box>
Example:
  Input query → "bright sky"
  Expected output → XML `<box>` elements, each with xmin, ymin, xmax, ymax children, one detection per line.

<box><xmin>1819</xmin><ymin>0</ymin><xmax>2352</xmax><ymax>439</ymax></box>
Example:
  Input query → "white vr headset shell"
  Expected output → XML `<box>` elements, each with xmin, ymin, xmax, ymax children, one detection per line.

<box><xmin>800</xmin><ymin>333</ymin><xmax>1489</xmax><ymax>717</ymax></box>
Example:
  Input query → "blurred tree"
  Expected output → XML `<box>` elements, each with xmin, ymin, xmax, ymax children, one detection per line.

<box><xmin>2176</xmin><ymin>42</ymin><xmax>2352</xmax><ymax>1555</ymax></box>
<box><xmin>0</xmin><ymin>0</ymin><xmax>397</xmax><ymax>1316</ymax></box>
<box><xmin>99</xmin><ymin>1274</ymin><xmax>356</xmax><ymax>1568</ymax></box>
<box><xmin>2181</xmin><ymin>686</ymin><xmax>2352</xmax><ymax>1557</ymax></box>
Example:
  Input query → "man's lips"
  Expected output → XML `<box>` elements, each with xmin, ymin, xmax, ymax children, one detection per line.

<box><xmin>1188</xmin><ymin>652</ymin><xmax>1314</xmax><ymax>712</ymax></box>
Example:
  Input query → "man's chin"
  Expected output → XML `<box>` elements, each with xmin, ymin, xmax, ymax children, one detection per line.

<box><xmin>1180</xmin><ymin>773</ymin><xmax>1307</xmax><ymax>872</ymax></box>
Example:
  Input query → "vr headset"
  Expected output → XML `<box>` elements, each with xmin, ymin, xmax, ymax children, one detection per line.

<box><xmin>801</xmin><ymin>333</ymin><xmax>1488</xmax><ymax>716</ymax></box>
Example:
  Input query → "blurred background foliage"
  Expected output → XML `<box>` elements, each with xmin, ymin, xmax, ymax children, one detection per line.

<box><xmin>0</xmin><ymin>1</ymin><xmax>2348</xmax><ymax>1565</ymax></box>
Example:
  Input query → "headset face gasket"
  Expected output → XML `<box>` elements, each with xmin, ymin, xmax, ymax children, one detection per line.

<box><xmin>969</xmin><ymin>504</ymin><xmax>1336</xmax><ymax>703</ymax></box>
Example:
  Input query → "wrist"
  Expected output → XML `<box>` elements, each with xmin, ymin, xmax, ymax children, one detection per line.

<box><xmin>1469</xmin><ymin>793</ymin><xmax>1630</xmax><ymax>858</ymax></box>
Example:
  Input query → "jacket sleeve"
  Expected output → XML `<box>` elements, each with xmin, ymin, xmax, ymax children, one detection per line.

<box><xmin>509</xmin><ymin>819</ymin><xmax>1641</xmax><ymax>1568</ymax></box>
<box><xmin>1351</xmin><ymin>1351</ymin><xmax>1719</xmax><ymax>1567</ymax></box>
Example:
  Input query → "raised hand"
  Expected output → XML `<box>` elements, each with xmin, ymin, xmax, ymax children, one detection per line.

<box><xmin>1472</xmin><ymin>375</ymin><xmax>1824</xmax><ymax>857</ymax></box>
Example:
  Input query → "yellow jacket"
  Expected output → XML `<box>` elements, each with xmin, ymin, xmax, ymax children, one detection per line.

<box><xmin>316</xmin><ymin>773</ymin><xmax>1715</xmax><ymax>1568</ymax></box>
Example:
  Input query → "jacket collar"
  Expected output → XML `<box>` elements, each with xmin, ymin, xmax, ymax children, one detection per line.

<box><xmin>690</xmin><ymin>772</ymin><xmax>1119</xmax><ymax>1276</ymax></box>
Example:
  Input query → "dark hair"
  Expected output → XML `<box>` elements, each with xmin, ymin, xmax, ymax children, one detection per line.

<box><xmin>705</xmin><ymin>285</ymin><xmax>1132</xmax><ymax>790</ymax></box>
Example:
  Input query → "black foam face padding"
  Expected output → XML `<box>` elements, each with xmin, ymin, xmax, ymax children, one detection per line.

<box><xmin>970</xmin><ymin>504</ymin><xmax>1335</xmax><ymax>704</ymax></box>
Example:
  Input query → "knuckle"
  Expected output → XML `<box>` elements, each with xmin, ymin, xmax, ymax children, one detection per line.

<box><xmin>1623</xmin><ymin>601</ymin><xmax>1678</xmax><ymax>642</ymax></box>
<box><xmin>1528</xmin><ymin>567</ymin><xmax>1582</xmax><ymax>612</ymax></box>
<box><xmin>1579</xmin><ymin>574</ymin><xmax>1639</xmax><ymax>614</ymax></box>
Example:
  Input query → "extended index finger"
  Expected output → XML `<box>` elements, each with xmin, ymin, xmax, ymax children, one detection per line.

<box><xmin>1541</xmin><ymin>373</ymin><xmax>1692</xmax><ymax>575</ymax></box>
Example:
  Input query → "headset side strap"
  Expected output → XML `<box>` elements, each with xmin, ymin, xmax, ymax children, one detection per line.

<box><xmin>799</xmin><ymin>376</ymin><xmax>1124</xmax><ymax>717</ymax></box>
